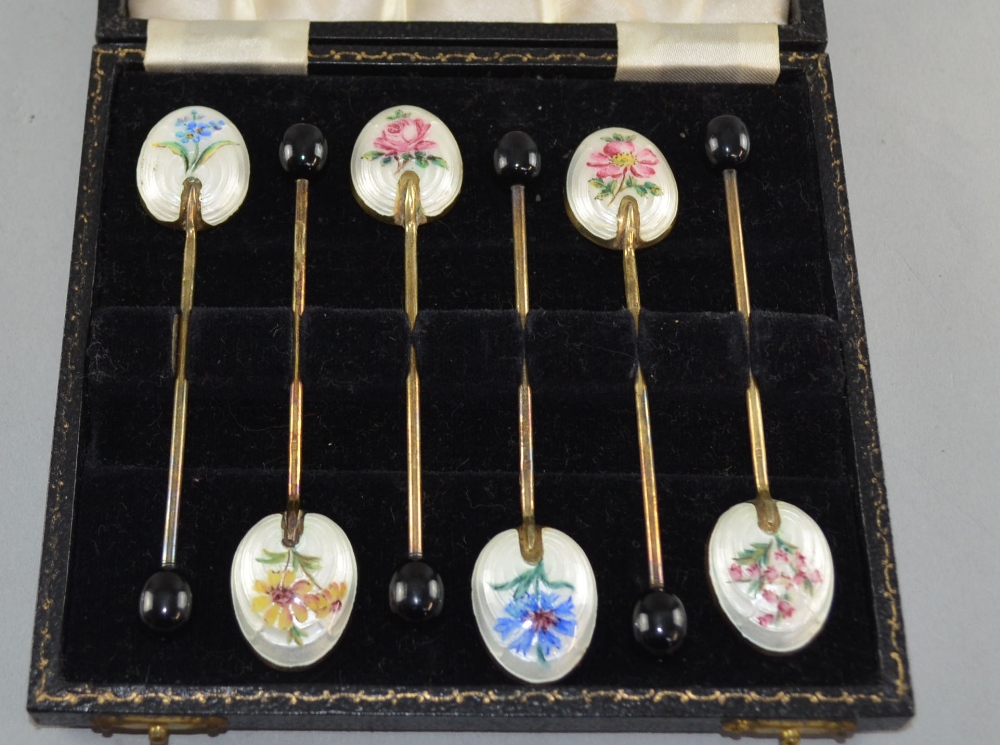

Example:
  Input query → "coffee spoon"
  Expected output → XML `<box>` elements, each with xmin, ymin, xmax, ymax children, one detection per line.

<box><xmin>471</xmin><ymin>132</ymin><xmax>597</xmax><ymax>683</ymax></box>
<box><xmin>136</xmin><ymin>106</ymin><xmax>249</xmax><ymax>631</ymax></box>
<box><xmin>566</xmin><ymin>127</ymin><xmax>686</xmax><ymax>655</ymax></box>
<box><xmin>230</xmin><ymin>124</ymin><xmax>357</xmax><ymax>669</ymax></box>
<box><xmin>704</xmin><ymin>115</ymin><xmax>834</xmax><ymax>653</ymax></box>
<box><xmin>351</xmin><ymin>106</ymin><xmax>463</xmax><ymax>621</ymax></box>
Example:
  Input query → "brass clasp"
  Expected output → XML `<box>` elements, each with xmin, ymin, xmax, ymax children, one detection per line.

<box><xmin>723</xmin><ymin>719</ymin><xmax>856</xmax><ymax>745</ymax></box>
<box><xmin>91</xmin><ymin>715</ymin><xmax>227</xmax><ymax>745</ymax></box>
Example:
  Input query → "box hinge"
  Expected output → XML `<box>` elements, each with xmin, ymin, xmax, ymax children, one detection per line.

<box><xmin>722</xmin><ymin>719</ymin><xmax>857</xmax><ymax>744</ymax></box>
<box><xmin>91</xmin><ymin>715</ymin><xmax>228</xmax><ymax>745</ymax></box>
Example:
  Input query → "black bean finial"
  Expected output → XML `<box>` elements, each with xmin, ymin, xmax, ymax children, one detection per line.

<box><xmin>139</xmin><ymin>569</ymin><xmax>193</xmax><ymax>632</ymax></box>
<box><xmin>494</xmin><ymin>131</ymin><xmax>541</xmax><ymax>185</ymax></box>
<box><xmin>632</xmin><ymin>588</ymin><xmax>687</xmax><ymax>656</ymax></box>
<box><xmin>389</xmin><ymin>560</ymin><xmax>444</xmax><ymax>622</ymax></box>
<box><xmin>279</xmin><ymin>123</ymin><xmax>328</xmax><ymax>178</ymax></box>
<box><xmin>705</xmin><ymin>115</ymin><xmax>750</xmax><ymax>169</ymax></box>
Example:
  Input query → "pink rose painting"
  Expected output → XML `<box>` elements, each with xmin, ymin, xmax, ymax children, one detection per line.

<box><xmin>361</xmin><ymin>109</ymin><xmax>449</xmax><ymax>174</ymax></box>
<box><xmin>587</xmin><ymin>133</ymin><xmax>663</xmax><ymax>203</ymax></box>
<box><xmin>729</xmin><ymin>534</ymin><xmax>823</xmax><ymax>629</ymax></box>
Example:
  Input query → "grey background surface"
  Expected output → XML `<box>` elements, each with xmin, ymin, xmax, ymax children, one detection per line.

<box><xmin>3</xmin><ymin>1</ymin><xmax>997</xmax><ymax>742</ymax></box>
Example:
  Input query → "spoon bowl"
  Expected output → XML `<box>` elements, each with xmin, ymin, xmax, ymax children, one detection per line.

<box><xmin>137</xmin><ymin>105</ymin><xmax>249</xmax><ymax>227</ymax></box>
<box><xmin>231</xmin><ymin>513</ymin><xmax>357</xmax><ymax>669</ymax></box>
<box><xmin>565</xmin><ymin>127</ymin><xmax>678</xmax><ymax>247</ymax></box>
<box><xmin>707</xmin><ymin>501</ymin><xmax>833</xmax><ymax>653</ymax></box>
<box><xmin>350</xmin><ymin>105</ymin><xmax>463</xmax><ymax>221</ymax></box>
<box><xmin>472</xmin><ymin>528</ymin><xmax>597</xmax><ymax>684</ymax></box>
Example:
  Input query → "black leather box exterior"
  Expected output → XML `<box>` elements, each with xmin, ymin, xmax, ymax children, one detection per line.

<box><xmin>30</xmin><ymin>0</ymin><xmax>912</xmax><ymax>737</ymax></box>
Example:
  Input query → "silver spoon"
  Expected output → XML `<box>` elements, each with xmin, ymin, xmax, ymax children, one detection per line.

<box><xmin>704</xmin><ymin>115</ymin><xmax>835</xmax><ymax>653</ymax></box>
<box><xmin>230</xmin><ymin>124</ymin><xmax>357</xmax><ymax>669</ymax></box>
<box><xmin>136</xmin><ymin>106</ymin><xmax>249</xmax><ymax>631</ymax></box>
<box><xmin>471</xmin><ymin>131</ymin><xmax>597</xmax><ymax>684</ymax></box>
<box><xmin>566</xmin><ymin>127</ymin><xmax>686</xmax><ymax>655</ymax></box>
<box><xmin>351</xmin><ymin>106</ymin><xmax>463</xmax><ymax>621</ymax></box>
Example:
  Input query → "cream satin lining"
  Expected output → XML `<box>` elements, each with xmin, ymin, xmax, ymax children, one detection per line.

<box><xmin>138</xmin><ymin>1</ymin><xmax>784</xmax><ymax>81</ymax></box>
<box><xmin>615</xmin><ymin>22</ymin><xmax>779</xmax><ymax>83</ymax></box>
<box><xmin>145</xmin><ymin>19</ymin><xmax>310</xmax><ymax>73</ymax></box>
<box><xmin>129</xmin><ymin>0</ymin><xmax>789</xmax><ymax>24</ymax></box>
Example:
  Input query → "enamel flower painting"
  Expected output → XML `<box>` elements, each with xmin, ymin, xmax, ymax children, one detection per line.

<box><xmin>587</xmin><ymin>133</ymin><xmax>663</xmax><ymax>203</ymax></box>
<box><xmin>153</xmin><ymin>108</ymin><xmax>237</xmax><ymax>177</ymax></box>
<box><xmin>491</xmin><ymin>560</ymin><xmax>577</xmax><ymax>667</ymax></box>
<box><xmin>728</xmin><ymin>534</ymin><xmax>824</xmax><ymax>628</ymax></box>
<box><xmin>252</xmin><ymin>547</ymin><xmax>347</xmax><ymax>645</ymax></box>
<box><xmin>361</xmin><ymin>109</ymin><xmax>449</xmax><ymax>173</ymax></box>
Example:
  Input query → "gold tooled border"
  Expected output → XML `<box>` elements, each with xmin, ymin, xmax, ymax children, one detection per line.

<box><xmin>787</xmin><ymin>50</ymin><xmax>909</xmax><ymax>702</ymax></box>
<box><xmin>33</xmin><ymin>683</ymin><xmax>893</xmax><ymax>709</ymax></box>
<box><xmin>31</xmin><ymin>47</ymin><xmax>908</xmax><ymax>717</ymax></box>
<box><xmin>308</xmin><ymin>48</ymin><xmax>615</xmax><ymax>65</ymax></box>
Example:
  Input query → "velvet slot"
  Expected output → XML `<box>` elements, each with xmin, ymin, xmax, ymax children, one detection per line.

<box><xmin>63</xmin><ymin>65</ymin><xmax>879</xmax><ymax>696</ymax></box>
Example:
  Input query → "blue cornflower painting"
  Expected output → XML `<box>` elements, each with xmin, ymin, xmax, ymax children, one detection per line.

<box><xmin>491</xmin><ymin>561</ymin><xmax>577</xmax><ymax>666</ymax></box>
<box><xmin>494</xmin><ymin>591</ymin><xmax>577</xmax><ymax>664</ymax></box>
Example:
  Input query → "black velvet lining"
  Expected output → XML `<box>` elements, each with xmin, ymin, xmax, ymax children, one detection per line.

<box><xmin>65</xmin><ymin>67</ymin><xmax>876</xmax><ymax>690</ymax></box>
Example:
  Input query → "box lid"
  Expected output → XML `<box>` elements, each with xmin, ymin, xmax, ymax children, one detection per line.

<box><xmin>96</xmin><ymin>0</ymin><xmax>827</xmax><ymax>52</ymax></box>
